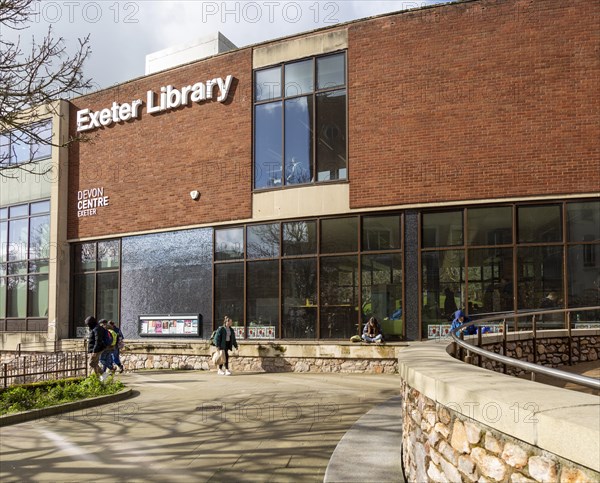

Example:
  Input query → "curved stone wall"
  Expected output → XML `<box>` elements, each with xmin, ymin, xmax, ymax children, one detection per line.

<box><xmin>398</xmin><ymin>341</ymin><xmax>600</xmax><ymax>482</ymax></box>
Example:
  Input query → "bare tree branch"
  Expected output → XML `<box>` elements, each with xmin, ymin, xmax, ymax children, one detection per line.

<box><xmin>1</xmin><ymin>0</ymin><xmax>92</xmax><ymax>178</ymax></box>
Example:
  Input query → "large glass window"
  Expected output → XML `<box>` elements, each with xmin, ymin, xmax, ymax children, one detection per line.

<box><xmin>420</xmin><ymin>202</ymin><xmax>600</xmax><ymax>338</ymax></box>
<box><xmin>215</xmin><ymin>228</ymin><xmax>244</xmax><ymax>261</ymax></box>
<box><xmin>214</xmin><ymin>213</ymin><xmax>403</xmax><ymax>340</ymax></box>
<box><xmin>0</xmin><ymin>119</ymin><xmax>52</xmax><ymax>168</ymax></box>
<box><xmin>214</xmin><ymin>263</ymin><xmax>244</xmax><ymax>328</ymax></box>
<box><xmin>0</xmin><ymin>200</ymin><xmax>50</xmax><ymax>331</ymax></box>
<box><xmin>253</xmin><ymin>52</ymin><xmax>347</xmax><ymax>190</ymax></box>
<box><xmin>361</xmin><ymin>254</ymin><xmax>403</xmax><ymax>334</ymax></box>
<box><xmin>282</xmin><ymin>258</ymin><xmax>317</xmax><ymax>338</ymax></box>
<box><xmin>71</xmin><ymin>239</ymin><xmax>121</xmax><ymax>332</ymax></box>
<box><xmin>247</xmin><ymin>260</ymin><xmax>279</xmax><ymax>339</ymax></box>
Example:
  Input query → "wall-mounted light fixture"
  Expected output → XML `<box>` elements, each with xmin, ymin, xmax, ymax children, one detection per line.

<box><xmin>190</xmin><ymin>190</ymin><xmax>200</xmax><ymax>201</ymax></box>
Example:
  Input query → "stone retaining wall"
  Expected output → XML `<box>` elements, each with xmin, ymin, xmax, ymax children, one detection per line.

<box><xmin>465</xmin><ymin>334</ymin><xmax>599</xmax><ymax>376</ymax></box>
<box><xmin>401</xmin><ymin>381</ymin><xmax>599</xmax><ymax>483</ymax></box>
<box><xmin>120</xmin><ymin>353</ymin><xmax>397</xmax><ymax>374</ymax></box>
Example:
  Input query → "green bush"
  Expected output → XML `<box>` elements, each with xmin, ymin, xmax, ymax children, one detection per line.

<box><xmin>0</xmin><ymin>375</ymin><xmax>124</xmax><ymax>415</ymax></box>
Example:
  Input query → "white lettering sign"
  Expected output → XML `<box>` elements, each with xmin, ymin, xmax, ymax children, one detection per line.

<box><xmin>77</xmin><ymin>187</ymin><xmax>109</xmax><ymax>217</ymax></box>
<box><xmin>76</xmin><ymin>75</ymin><xmax>234</xmax><ymax>132</ymax></box>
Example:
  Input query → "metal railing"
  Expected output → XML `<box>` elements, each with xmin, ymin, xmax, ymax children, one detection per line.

<box><xmin>1</xmin><ymin>351</ymin><xmax>88</xmax><ymax>389</ymax></box>
<box><xmin>450</xmin><ymin>306</ymin><xmax>600</xmax><ymax>390</ymax></box>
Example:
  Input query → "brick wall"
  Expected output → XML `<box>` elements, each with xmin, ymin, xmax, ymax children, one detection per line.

<box><xmin>68</xmin><ymin>49</ymin><xmax>253</xmax><ymax>239</ymax></box>
<box><xmin>348</xmin><ymin>0</ymin><xmax>600</xmax><ymax>209</ymax></box>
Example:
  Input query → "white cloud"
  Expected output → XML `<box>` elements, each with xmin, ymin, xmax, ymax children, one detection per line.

<box><xmin>3</xmin><ymin>1</ymin><xmax>448</xmax><ymax>90</ymax></box>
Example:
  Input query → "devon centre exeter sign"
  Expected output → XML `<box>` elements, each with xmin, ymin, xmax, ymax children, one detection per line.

<box><xmin>76</xmin><ymin>75</ymin><xmax>234</xmax><ymax>132</ymax></box>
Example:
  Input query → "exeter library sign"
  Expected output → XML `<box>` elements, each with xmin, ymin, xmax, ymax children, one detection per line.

<box><xmin>76</xmin><ymin>75</ymin><xmax>234</xmax><ymax>132</ymax></box>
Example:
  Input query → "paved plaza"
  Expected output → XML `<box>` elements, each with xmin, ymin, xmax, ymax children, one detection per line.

<box><xmin>0</xmin><ymin>371</ymin><xmax>401</xmax><ymax>482</ymax></box>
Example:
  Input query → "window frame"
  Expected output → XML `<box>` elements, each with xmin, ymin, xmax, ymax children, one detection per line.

<box><xmin>252</xmin><ymin>51</ymin><xmax>348</xmax><ymax>191</ymax></box>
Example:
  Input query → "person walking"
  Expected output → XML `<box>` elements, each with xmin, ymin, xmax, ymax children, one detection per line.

<box><xmin>108</xmin><ymin>320</ymin><xmax>125</xmax><ymax>373</ymax></box>
<box><xmin>215</xmin><ymin>316</ymin><xmax>239</xmax><ymax>375</ymax></box>
<box><xmin>85</xmin><ymin>315</ymin><xmax>107</xmax><ymax>376</ymax></box>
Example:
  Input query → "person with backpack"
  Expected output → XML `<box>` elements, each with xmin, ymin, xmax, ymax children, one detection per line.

<box><xmin>108</xmin><ymin>320</ymin><xmax>125</xmax><ymax>373</ymax></box>
<box><xmin>214</xmin><ymin>316</ymin><xmax>238</xmax><ymax>375</ymax></box>
<box><xmin>98</xmin><ymin>319</ymin><xmax>117</xmax><ymax>380</ymax></box>
<box><xmin>85</xmin><ymin>315</ymin><xmax>108</xmax><ymax>376</ymax></box>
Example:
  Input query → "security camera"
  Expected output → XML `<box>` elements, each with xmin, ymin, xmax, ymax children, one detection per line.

<box><xmin>190</xmin><ymin>190</ymin><xmax>200</xmax><ymax>200</ymax></box>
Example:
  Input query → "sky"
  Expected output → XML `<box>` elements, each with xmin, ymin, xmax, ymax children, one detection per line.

<box><xmin>4</xmin><ymin>0</ymin><xmax>448</xmax><ymax>91</ymax></box>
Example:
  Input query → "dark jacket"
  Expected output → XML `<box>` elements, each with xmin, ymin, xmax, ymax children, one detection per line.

<box><xmin>85</xmin><ymin>316</ymin><xmax>106</xmax><ymax>353</ymax></box>
<box><xmin>215</xmin><ymin>325</ymin><xmax>238</xmax><ymax>350</ymax></box>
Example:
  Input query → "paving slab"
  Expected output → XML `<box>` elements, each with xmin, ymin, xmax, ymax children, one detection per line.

<box><xmin>0</xmin><ymin>370</ymin><xmax>401</xmax><ymax>482</ymax></box>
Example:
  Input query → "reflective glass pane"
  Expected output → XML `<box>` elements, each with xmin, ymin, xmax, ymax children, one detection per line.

<box><xmin>517</xmin><ymin>246</ymin><xmax>564</xmax><ymax>324</ymax></box>
<box><xmin>29</xmin><ymin>260</ymin><xmax>49</xmax><ymax>273</ymax></box>
<box><xmin>282</xmin><ymin>258</ymin><xmax>316</xmax><ymax>338</ymax></box>
<box><xmin>9</xmin><ymin>204</ymin><xmax>28</xmax><ymax>217</ymax></box>
<box><xmin>0</xmin><ymin>221</ymin><xmax>6</xmax><ymax>263</ymax></box>
<box><xmin>284</xmin><ymin>96</ymin><xmax>313</xmax><ymax>185</ymax></box>
<box><xmin>11</xmin><ymin>130</ymin><xmax>30</xmax><ymax>164</ymax></box>
<box><xmin>317</xmin><ymin>53</ymin><xmax>345</xmax><ymax>89</ymax></box>
<box><xmin>28</xmin><ymin>273</ymin><xmax>49</xmax><ymax>317</ymax></box>
<box><xmin>7</xmin><ymin>262</ymin><xmax>27</xmax><ymax>275</ymax></box>
<box><xmin>29</xmin><ymin>215</ymin><xmax>50</xmax><ymax>259</ymax></box>
<box><xmin>247</xmin><ymin>224</ymin><xmax>279</xmax><ymax>259</ymax></box>
<box><xmin>568</xmin><ymin>244</ymin><xmax>600</xmax><ymax>309</ymax></box>
<box><xmin>30</xmin><ymin>120</ymin><xmax>52</xmax><ymax>160</ymax></box>
<box><xmin>98</xmin><ymin>239</ymin><xmax>120</xmax><ymax>269</ymax></box>
<box><xmin>567</xmin><ymin>201</ymin><xmax>599</xmax><ymax>242</ymax></box>
<box><xmin>247</xmin><ymin>260</ymin><xmax>279</xmax><ymax>338</ymax></box>
<box><xmin>8</xmin><ymin>218</ymin><xmax>28</xmax><ymax>261</ymax></box>
<box><xmin>254</xmin><ymin>102</ymin><xmax>283</xmax><ymax>189</ymax></box>
<box><xmin>467</xmin><ymin>248</ymin><xmax>514</xmax><ymax>315</ymax></box>
<box><xmin>0</xmin><ymin>134</ymin><xmax>9</xmax><ymax>166</ymax></box>
<box><xmin>282</xmin><ymin>221</ymin><xmax>317</xmax><ymax>256</ymax></box>
<box><xmin>284</xmin><ymin>59</ymin><xmax>313</xmax><ymax>97</ymax></box>
<box><xmin>215</xmin><ymin>227</ymin><xmax>244</xmax><ymax>261</ymax></box>
<box><xmin>467</xmin><ymin>206</ymin><xmax>512</xmax><ymax>245</ymax></box>
<box><xmin>6</xmin><ymin>276</ymin><xmax>27</xmax><ymax>317</ymax></box>
<box><xmin>423</xmin><ymin>211</ymin><xmax>463</xmax><ymax>248</ymax></box>
<box><xmin>320</xmin><ymin>256</ymin><xmax>358</xmax><ymax>339</ymax></box>
<box><xmin>97</xmin><ymin>271</ymin><xmax>119</xmax><ymax>323</ymax></box>
<box><xmin>0</xmin><ymin>208</ymin><xmax>6</xmax><ymax>219</ymax></box>
<box><xmin>74</xmin><ymin>243</ymin><xmax>96</xmax><ymax>272</ymax></box>
<box><xmin>316</xmin><ymin>90</ymin><xmax>346</xmax><ymax>181</ymax></box>
<box><xmin>30</xmin><ymin>200</ymin><xmax>50</xmax><ymax>214</ymax></box>
<box><xmin>120</xmin><ymin>228</ymin><xmax>213</xmax><ymax>339</ymax></box>
<box><xmin>421</xmin><ymin>250</ymin><xmax>465</xmax><ymax>338</ymax></box>
<box><xmin>0</xmin><ymin>277</ymin><xmax>5</xmax><ymax>318</ymax></box>
<box><xmin>255</xmin><ymin>66</ymin><xmax>281</xmax><ymax>101</ymax></box>
<box><xmin>321</xmin><ymin>217</ymin><xmax>358</xmax><ymax>253</ymax></box>
<box><xmin>518</xmin><ymin>205</ymin><xmax>561</xmax><ymax>243</ymax></box>
<box><xmin>72</xmin><ymin>273</ymin><xmax>95</xmax><ymax>328</ymax></box>
<box><xmin>361</xmin><ymin>254</ymin><xmax>402</xmax><ymax>337</ymax></box>
<box><xmin>362</xmin><ymin>215</ymin><xmax>400</xmax><ymax>251</ymax></box>
<box><xmin>215</xmin><ymin>263</ymin><xmax>244</xmax><ymax>327</ymax></box>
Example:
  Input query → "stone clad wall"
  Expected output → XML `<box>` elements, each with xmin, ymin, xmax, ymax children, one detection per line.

<box><xmin>120</xmin><ymin>353</ymin><xmax>397</xmax><ymax>374</ymax></box>
<box><xmin>467</xmin><ymin>335</ymin><xmax>599</xmax><ymax>376</ymax></box>
<box><xmin>401</xmin><ymin>381</ymin><xmax>599</xmax><ymax>483</ymax></box>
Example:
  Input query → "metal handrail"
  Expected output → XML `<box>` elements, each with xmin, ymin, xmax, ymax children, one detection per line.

<box><xmin>450</xmin><ymin>306</ymin><xmax>600</xmax><ymax>390</ymax></box>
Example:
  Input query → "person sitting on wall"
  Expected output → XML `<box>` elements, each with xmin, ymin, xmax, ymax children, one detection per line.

<box><xmin>451</xmin><ymin>310</ymin><xmax>477</xmax><ymax>336</ymax></box>
<box><xmin>362</xmin><ymin>317</ymin><xmax>384</xmax><ymax>343</ymax></box>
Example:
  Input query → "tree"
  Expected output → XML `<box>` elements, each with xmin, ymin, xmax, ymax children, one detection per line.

<box><xmin>0</xmin><ymin>0</ymin><xmax>92</xmax><ymax>178</ymax></box>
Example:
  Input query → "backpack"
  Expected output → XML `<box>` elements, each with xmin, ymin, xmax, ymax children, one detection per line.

<box><xmin>97</xmin><ymin>325</ymin><xmax>112</xmax><ymax>349</ymax></box>
<box><xmin>107</xmin><ymin>328</ymin><xmax>118</xmax><ymax>347</ymax></box>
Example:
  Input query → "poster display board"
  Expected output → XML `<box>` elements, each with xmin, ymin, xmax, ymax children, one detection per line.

<box><xmin>139</xmin><ymin>314</ymin><xmax>201</xmax><ymax>337</ymax></box>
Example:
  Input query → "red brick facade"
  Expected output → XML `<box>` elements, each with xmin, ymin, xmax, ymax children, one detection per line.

<box><xmin>68</xmin><ymin>49</ymin><xmax>253</xmax><ymax>239</ymax></box>
<box><xmin>348</xmin><ymin>0</ymin><xmax>600</xmax><ymax>208</ymax></box>
<box><xmin>68</xmin><ymin>0</ymin><xmax>600</xmax><ymax>239</ymax></box>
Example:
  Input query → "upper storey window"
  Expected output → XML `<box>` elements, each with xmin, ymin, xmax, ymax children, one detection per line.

<box><xmin>253</xmin><ymin>52</ymin><xmax>347</xmax><ymax>190</ymax></box>
<box><xmin>0</xmin><ymin>120</ymin><xmax>52</xmax><ymax>168</ymax></box>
